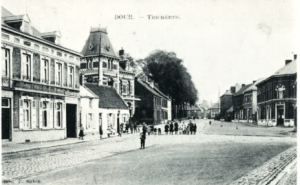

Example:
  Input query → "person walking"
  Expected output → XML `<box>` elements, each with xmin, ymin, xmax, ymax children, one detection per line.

<box><xmin>186</xmin><ymin>124</ymin><xmax>190</xmax><ymax>135</ymax></box>
<box><xmin>79</xmin><ymin>124</ymin><xmax>84</xmax><ymax>140</ymax></box>
<box><xmin>174</xmin><ymin>122</ymin><xmax>179</xmax><ymax>134</ymax></box>
<box><xmin>126</xmin><ymin>122</ymin><xmax>129</xmax><ymax>134</ymax></box>
<box><xmin>194</xmin><ymin>123</ymin><xmax>197</xmax><ymax>135</ymax></box>
<box><xmin>170</xmin><ymin>122</ymin><xmax>174</xmax><ymax>135</ymax></box>
<box><xmin>165</xmin><ymin>123</ymin><xmax>169</xmax><ymax>135</ymax></box>
<box><xmin>140</xmin><ymin>129</ymin><xmax>147</xmax><ymax>149</ymax></box>
<box><xmin>99</xmin><ymin>124</ymin><xmax>103</xmax><ymax>139</ymax></box>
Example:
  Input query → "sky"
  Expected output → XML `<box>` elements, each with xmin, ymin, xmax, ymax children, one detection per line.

<box><xmin>2</xmin><ymin>0</ymin><xmax>297</xmax><ymax>104</ymax></box>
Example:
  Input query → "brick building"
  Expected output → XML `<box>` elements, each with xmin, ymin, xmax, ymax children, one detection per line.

<box><xmin>256</xmin><ymin>55</ymin><xmax>297</xmax><ymax>127</ymax></box>
<box><xmin>220</xmin><ymin>84</ymin><xmax>241</xmax><ymax>121</ymax></box>
<box><xmin>134</xmin><ymin>74</ymin><xmax>172</xmax><ymax>125</ymax></box>
<box><xmin>1</xmin><ymin>7</ymin><xmax>82</xmax><ymax>142</ymax></box>
<box><xmin>232</xmin><ymin>84</ymin><xmax>252</xmax><ymax>122</ymax></box>
<box><xmin>207</xmin><ymin>103</ymin><xmax>220</xmax><ymax>119</ymax></box>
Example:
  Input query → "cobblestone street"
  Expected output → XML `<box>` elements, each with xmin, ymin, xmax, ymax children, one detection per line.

<box><xmin>2</xmin><ymin>120</ymin><xmax>297</xmax><ymax>184</ymax></box>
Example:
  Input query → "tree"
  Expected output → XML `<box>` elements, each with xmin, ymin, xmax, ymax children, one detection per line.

<box><xmin>143</xmin><ymin>50</ymin><xmax>198</xmax><ymax>119</ymax></box>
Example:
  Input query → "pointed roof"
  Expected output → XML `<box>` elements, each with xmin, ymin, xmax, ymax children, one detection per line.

<box><xmin>79</xmin><ymin>85</ymin><xmax>98</xmax><ymax>98</ymax></box>
<box><xmin>84</xmin><ymin>83</ymin><xmax>128</xmax><ymax>109</ymax></box>
<box><xmin>244</xmin><ymin>78</ymin><xmax>265</xmax><ymax>93</ymax></box>
<box><xmin>221</xmin><ymin>90</ymin><xmax>233</xmax><ymax>97</ymax></box>
<box><xmin>234</xmin><ymin>84</ymin><xmax>252</xmax><ymax>96</ymax></box>
<box><xmin>81</xmin><ymin>27</ymin><xmax>119</xmax><ymax>59</ymax></box>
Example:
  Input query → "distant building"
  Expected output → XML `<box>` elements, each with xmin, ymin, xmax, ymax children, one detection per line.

<box><xmin>220</xmin><ymin>84</ymin><xmax>241</xmax><ymax>121</ymax></box>
<box><xmin>1</xmin><ymin>7</ymin><xmax>82</xmax><ymax>142</ymax></box>
<box><xmin>134</xmin><ymin>74</ymin><xmax>172</xmax><ymax>125</ymax></box>
<box><xmin>256</xmin><ymin>55</ymin><xmax>297</xmax><ymax>127</ymax></box>
<box><xmin>208</xmin><ymin>103</ymin><xmax>220</xmax><ymax>119</ymax></box>
<box><xmin>233</xmin><ymin>84</ymin><xmax>252</xmax><ymax>121</ymax></box>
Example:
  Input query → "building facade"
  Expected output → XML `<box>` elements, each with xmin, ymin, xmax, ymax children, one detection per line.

<box><xmin>79</xmin><ymin>27</ymin><xmax>132</xmax><ymax>133</ymax></box>
<box><xmin>256</xmin><ymin>56</ymin><xmax>297</xmax><ymax>127</ymax></box>
<box><xmin>232</xmin><ymin>84</ymin><xmax>252</xmax><ymax>122</ymax></box>
<box><xmin>134</xmin><ymin>74</ymin><xmax>172</xmax><ymax>125</ymax></box>
<box><xmin>208</xmin><ymin>103</ymin><xmax>220</xmax><ymax>119</ymax></box>
<box><xmin>1</xmin><ymin>7</ymin><xmax>81</xmax><ymax>142</ymax></box>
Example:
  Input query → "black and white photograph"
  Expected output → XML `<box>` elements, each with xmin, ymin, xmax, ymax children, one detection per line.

<box><xmin>1</xmin><ymin>0</ymin><xmax>298</xmax><ymax>184</ymax></box>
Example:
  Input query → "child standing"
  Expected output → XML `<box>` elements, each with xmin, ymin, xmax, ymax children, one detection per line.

<box><xmin>79</xmin><ymin>124</ymin><xmax>84</xmax><ymax>140</ymax></box>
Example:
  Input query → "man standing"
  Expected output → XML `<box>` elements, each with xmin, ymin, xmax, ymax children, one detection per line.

<box><xmin>99</xmin><ymin>124</ymin><xmax>103</xmax><ymax>139</ymax></box>
<box><xmin>140</xmin><ymin>123</ymin><xmax>147</xmax><ymax>149</ymax></box>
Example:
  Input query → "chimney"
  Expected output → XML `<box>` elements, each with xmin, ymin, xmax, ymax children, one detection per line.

<box><xmin>230</xmin><ymin>86</ymin><xmax>236</xmax><ymax>94</ymax></box>
<box><xmin>80</xmin><ymin>74</ymin><xmax>85</xmax><ymax>86</ymax></box>
<box><xmin>119</xmin><ymin>48</ymin><xmax>124</xmax><ymax>56</ymax></box>
<box><xmin>242</xmin><ymin>84</ymin><xmax>245</xmax><ymax>87</ymax></box>
<box><xmin>285</xmin><ymin>59</ymin><xmax>292</xmax><ymax>65</ymax></box>
<box><xmin>253</xmin><ymin>81</ymin><xmax>256</xmax><ymax>84</ymax></box>
<box><xmin>294</xmin><ymin>54</ymin><xmax>297</xmax><ymax>60</ymax></box>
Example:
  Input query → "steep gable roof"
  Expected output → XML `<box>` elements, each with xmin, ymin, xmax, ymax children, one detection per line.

<box><xmin>80</xmin><ymin>85</ymin><xmax>98</xmax><ymax>98</ymax></box>
<box><xmin>81</xmin><ymin>27</ymin><xmax>118</xmax><ymax>58</ymax></box>
<box><xmin>84</xmin><ymin>83</ymin><xmax>128</xmax><ymax>109</ymax></box>
<box><xmin>244</xmin><ymin>78</ymin><xmax>265</xmax><ymax>93</ymax></box>
<box><xmin>137</xmin><ymin>80</ymin><xmax>162</xmax><ymax>98</ymax></box>
<box><xmin>234</xmin><ymin>84</ymin><xmax>252</xmax><ymax>96</ymax></box>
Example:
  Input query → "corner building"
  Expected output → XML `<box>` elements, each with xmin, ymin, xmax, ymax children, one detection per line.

<box><xmin>1</xmin><ymin>7</ymin><xmax>82</xmax><ymax>142</ymax></box>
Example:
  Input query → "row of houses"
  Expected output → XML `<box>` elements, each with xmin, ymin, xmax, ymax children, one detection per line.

<box><xmin>220</xmin><ymin>55</ymin><xmax>297</xmax><ymax>127</ymax></box>
<box><xmin>1</xmin><ymin>7</ymin><xmax>172</xmax><ymax>143</ymax></box>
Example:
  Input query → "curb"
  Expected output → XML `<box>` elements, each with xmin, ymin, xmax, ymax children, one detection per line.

<box><xmin>269</xmin><ymin>159</ymin><xmax>297</xmax><ymax>185</ymax></box>
<box><xmin>2</xmin><ymin>133</ymin><xmax>138</xmax><ymax>155</ymax></box>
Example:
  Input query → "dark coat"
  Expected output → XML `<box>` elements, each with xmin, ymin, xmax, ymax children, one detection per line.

<box><xmin>174</xmin><ymin>122</ymin><xmax>179</xmax><ymax>131</ymax></box>
<box><xmin>170</xmin><ymin>123</ymin><xmax>174</xmax><ymax>132</ymax></box>
<box><xmin>165</xmin><ymin>124</ymin><xmax>169</xmax><ymax>132</ymax></box>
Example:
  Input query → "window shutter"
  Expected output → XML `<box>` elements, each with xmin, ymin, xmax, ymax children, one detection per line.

<box><xmin>54</xmin><ymin>102</ymin><xmax>57</xmax><ymax>128</ymax></box>
<box><xmin>39</xmin><ymin>101</ymin><xmax>43</xmax><ymax>128</ymax></box>
<box><xmin>55</xmin><ymin>63</ymin><xmax>58</xmax><ymax>84</ymax></box>
<box><xmin>32</xmin><ymin>100</ymin><xmax>37</xmax><ymax>129</ymax></box>
<box><xmin>113</xmin><ymin>114</ymin><xmax>115</xmax><ymax>128</ymax></box>
<box><xmin>21</xmin><ymin>53</ymin><xmax>26</xmax><ymax>79</ymax></box>
<box><xmin>107</xmin><ymin>113</ymin><xmax>110</xmax><ymax>128</ymax></box>
<box><xmin>128</xmin><ymin>81</ymin><xmax>131</xmax><ymax>94</ymax></box>
<box><xmin>86</xmin><ymin>114</ymin><xmax>89</xmax><ymax>129</ymax></box>
<box><xmin>19</xmin><ymin>99</ymin><xmax>24</xmax><ymax>129</ymax></box>
<box><xmin>40</xmin><ymin>59</ymin><xmax>43</xmax><ymax>82</ymax></box>
<box><xmin>49</xmin><ymin>102</ymin><xmax>53</xmax><ymax>128</ymax></box>
<box><xmin>62</xmin><ymin>103</ymin><xmax>66</xmax><ymax>128</ymax></box>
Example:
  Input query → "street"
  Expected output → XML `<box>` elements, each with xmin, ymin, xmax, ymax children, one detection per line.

<box><xmin>2</xmin><ymin>120</ymin><xmax>297</xmax><ymax>185</ymax></box>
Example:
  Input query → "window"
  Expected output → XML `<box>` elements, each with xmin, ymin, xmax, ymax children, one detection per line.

<box><xmin>102</xmin><ymin>62</ymin><xmax>107</xmax><ymax>68</ymax></box>
<box><xmin>56</xmin><ymin>63</ymin><xmax>62</xmax><ymax>85</ymax></box>
<box><xmin>42</xmin><ymin>59</ymin><xmax>49</xmax><ymax>83</ymax></box>
<box><xmin>69</xmin><ymin>66</ymin><xmax>74</xmax><ymax>87</ymax></box>
<box><xmin>93</xmin><ymin>62</ymin><xmax>99</xmax><ymax>68</ymax></box>
<box><xmin>89</xmin><ymin>99</ymin><xmax>92</xmax><ymax>108</ymax></box>
<box><xmin>23</xmin><ymin>100</ymin><xmax>31</xmax><ymax>128</ymax></box>
<box><xmin>2</xmin><ymin>98</ymin><xmax>10</xmax><ymax>108</ymax></box>
<box><xmin>80</xmin><ymin>63</ymin><xmax>87</xmax><ymax>69</ymax></box>
<box><xmin>2</xmin><ymin>48</ymin><xmax>10</xmax><ymax>77</ymax></box>
<box><xmin>42</xmin><ymin>101</ymin><xmax>48</xmax><ymax>127</ymax></box>
<box><xmin>87</xmin><ymin>113</ymin><xmax>92</xmax><ymax>129</ymax></box>
<box><xmin>23</xmin><ymin>53</ymin><xmax>31</xmax><ymax>80</ymax></box>
<box><xmin>56</xmin><ymin>103</ymin><xmax>62</xmax><ymax>127</ymax></box>
<box><xmin>99</xmin><ymin>113</ymin><xmax>102</xmax><ymax>127</ymax></box>
<box><xmin>113</xmin><ymin>64</ymin><xmax>118</xmax><ymax>70</ymax></box>
<box><xmin>108</xmin><ymin>60</ymin><xmax>111</xmax><ymax>70</ymax></box>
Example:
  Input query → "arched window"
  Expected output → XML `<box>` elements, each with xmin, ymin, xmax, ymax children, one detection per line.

<box><xmin>102</xmin><ymin>62</ymin><xmax>107</xmax><ymax>68</ymax></box>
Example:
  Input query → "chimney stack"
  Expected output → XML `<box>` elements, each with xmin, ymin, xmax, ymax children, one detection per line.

<box><xmin>253</xmin><ymin>81</ymin><xmax>256</xmax><ymax>84</ymax></box>
<box><xmin>294</xmin><ymin>54</ymin><xmax>297</xmax><ymax>60</ymax></box>
<box><xmin>119</xmin><ymin>48</ymin><xmax>124</xmax><ymax>56</ymax></box>
<box><xmin>242</xmin><ymin>84</ymin><xmax>245</xmax><ymax>87</ymax></box>
<box><xmin>230</xmin><ymin>86</ymin><xmax>236</xmax><ymax>94</ymax></box>
<box><xmin>285</xmin><ymin>59</ymin><xmax>292</xmax><ymax>65</ymax></box>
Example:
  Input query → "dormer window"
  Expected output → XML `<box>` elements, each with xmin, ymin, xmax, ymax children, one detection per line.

<box><xmin>41</xmin><ymin>31</ymin><xmax>61</xmax><ymax>45</ymax></box>
<box><xmin>3</xmin><ymin>14</ymin><xmax>32</xmax><ymax>34</ymax></box>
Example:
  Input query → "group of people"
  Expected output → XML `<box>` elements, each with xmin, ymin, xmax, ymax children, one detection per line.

<box><xmin>164</xmin><ymin>120</ymin><xmax>197</xmax><ymax>135</ymax></box>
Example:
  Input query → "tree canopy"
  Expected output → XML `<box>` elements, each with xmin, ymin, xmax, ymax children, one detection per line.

<box><xmin>143</xmin><ymin>50</ymin><xmax>198</xmax><ymax>106</ymax></box>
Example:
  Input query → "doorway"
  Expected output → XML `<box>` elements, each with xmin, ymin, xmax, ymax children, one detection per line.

<box><xmin>66</xmin><ymin>104</ymin><xmax>77</xmax><ymax>138</ymax></box>
<box><xmin>2</xmin><ymin>98</ymin><xmax>10</xmax><ymax>140</ymax></box>
<box><xmin>277</xmin><ymin>105</ymin><xmax>284</xmax><ymax>126</ymax></box>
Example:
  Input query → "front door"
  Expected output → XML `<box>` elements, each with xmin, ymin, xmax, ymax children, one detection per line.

<box><xmin>277</xmin><ymin>106</ymin><xmax>284</xmax><ymax>126</ymax></box>
<box><xmin>2</xmin><ymin>98</ymin><xmax>10</xmax><ymax>139</ymax></box>
<box><xmin>66</xmin><ymin>104</ymin><xmax>77</xmax><ymax>137</ymax></box>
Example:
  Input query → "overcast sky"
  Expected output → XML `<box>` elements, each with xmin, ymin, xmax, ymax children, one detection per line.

<box><xmin>2</xmin><ymin>0</ymin><xmax>297</xmax><ymax>103</ymax></box>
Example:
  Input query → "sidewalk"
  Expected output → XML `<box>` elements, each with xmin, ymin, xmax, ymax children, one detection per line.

<box><xmin>230</xmin><ymin>146</ymin><xmax>297</xmax><ymax>185</ymax></box>
<box><xmin>2</xmin><ymin>132</ymin><xmax>138</xmax><ymax>155</ymax></box>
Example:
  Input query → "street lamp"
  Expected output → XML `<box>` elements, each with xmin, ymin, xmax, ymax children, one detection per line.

<box><xmin>117</xmin><ymin>110</ymin><xmax>120</xmax><ymax>134</ymax></box>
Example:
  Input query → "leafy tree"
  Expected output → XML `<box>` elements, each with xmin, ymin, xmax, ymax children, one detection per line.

<box><xmin>143</xmin><ymin>50</ymin><xmax>198</xmax><ymax>119</ymax></box>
